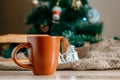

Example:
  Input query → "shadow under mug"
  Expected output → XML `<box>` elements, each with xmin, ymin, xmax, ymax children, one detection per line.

<box><xmin>12</xmin><ymin>35</ymin><xmax>69</xmax><ymax>75</ymax></box>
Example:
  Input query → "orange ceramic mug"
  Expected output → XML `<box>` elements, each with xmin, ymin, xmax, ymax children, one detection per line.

<box><xmin>12</xmin><ymin>35</ymin><xmax>69</xmax><ymax>75</ymax></box>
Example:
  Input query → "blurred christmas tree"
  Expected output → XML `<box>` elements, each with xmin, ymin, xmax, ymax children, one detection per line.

<box><xmin>26</xmin><ymin>0</ymin><xmax>103</xmax><ymax>47</ymax></box>
<box><xmin>2</xmin><ymin>0</ymin><xmax>103</xmax><ymax>58</ymax></box>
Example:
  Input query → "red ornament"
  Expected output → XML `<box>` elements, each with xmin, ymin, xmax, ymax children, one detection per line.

<box><xmin>52</xmin><ymin>6</ymin><xmax>62</xmax><ymax>23</ymax></box>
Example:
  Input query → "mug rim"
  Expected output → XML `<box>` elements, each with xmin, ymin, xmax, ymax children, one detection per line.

<box><xmin>27</xmin><ymin>35</ymin><xmax>62</xmax><ymax>38</ymax></box>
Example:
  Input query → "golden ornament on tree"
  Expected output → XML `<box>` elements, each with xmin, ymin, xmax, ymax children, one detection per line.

<box><xmin>71</xmin><ymin>0</ymin><xmax>82</xmax><ymax>10</ymax></box>
<box><xmin>40</xmin><ymin>24</ymin><xmax>49</xmax><ymax>33</ymax></box>
<box><xmin>32</xmin><ymin>0</ymin><xmax>38</xmax><ymax>6</ymax></box>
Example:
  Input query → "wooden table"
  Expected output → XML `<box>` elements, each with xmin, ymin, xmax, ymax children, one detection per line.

<box><xmin>0</xmin><ymin>70</ymin><xmax>120</xmax><ymax>80</ymax></box>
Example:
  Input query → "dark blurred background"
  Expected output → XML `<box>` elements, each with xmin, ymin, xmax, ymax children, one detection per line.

<box><xmin>0</xmin><ymin>0</ymin><xmax>32</xmax><ymax>35</ymax></box>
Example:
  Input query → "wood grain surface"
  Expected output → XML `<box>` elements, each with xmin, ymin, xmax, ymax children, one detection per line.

<box><xmin>0</xmin><ymin>70</ymin><xmax>120</xmax><ymax>80</ymax></box>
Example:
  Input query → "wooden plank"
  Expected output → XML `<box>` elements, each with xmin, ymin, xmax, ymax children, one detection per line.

<box><xmin>0</xmin><ymin>34</ymin><xmax>48</xmax><ymax>43</ymax></box>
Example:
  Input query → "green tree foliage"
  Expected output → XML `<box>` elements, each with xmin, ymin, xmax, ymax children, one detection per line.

<box><xmin>25</xmin><ymin>0</ymin><xmax>103</xmax><ymax>47</ymax></box>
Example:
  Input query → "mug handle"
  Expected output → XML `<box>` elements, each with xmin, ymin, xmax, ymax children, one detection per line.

<box><xmin>12</xmin><ymin>43</ymin><xmax>33</xmax><ymax>69</ymax></box>
<box><xmin>60</xmin><ymin>37</ymin><xmax>69</xmax><ymax>53</ymax></box>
